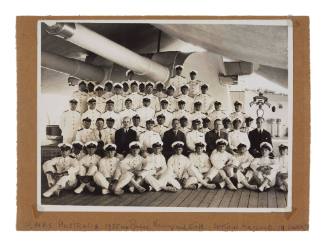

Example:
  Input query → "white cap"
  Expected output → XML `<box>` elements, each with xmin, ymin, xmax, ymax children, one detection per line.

<box><xmin>216</xmin><ymin>138</ymin><xmax>228</xmax><ymax>145</ymax></box>
<box><xmin>72</xmin><ymin>141</ymin><xmax>83</xmax><ymax>146</ymax></box>
<box><xmin>104</xmin><ymin>143</ymin><xmax>117</xmax><ymax>150</ymax></box>
<box><xmin>171</xmin><ymin>141</ymin><xmax>185</xmax><ymax>148</ymax></box>
<box><xmin>94</xmin><ymin>85</ymin><xmax>104</xmax><ymax>90</ymax></box>
<box><xmin>85</xmin><ymin>141</ymin><xmax>98</xmax><ymax>147</ymax></box>
<box><xmin>175</xmin><ymin>65</ymin><xmax>184</xmax><ymax>69</ymax></box>
<box><xmin>146</xmin><ymin>81</ymin><xmax>154</xmax><ymax>87</ymax></box>
<box><xmin>87</xmin><ymin>97</ymin><xmax>97</xmax><ymax>103</ymax></box>
<box><xmin>126</xmin><ymin>69</ymin><xmax>134</xmax><ymax>76</ymax></box>
<box><xmin>113</xmin><ymin>82</ymin><xmax>123</xmax><ymax>88</ymax></box>
<box><xmin>166</xmin><ymin>84</ymin><xmax>176</xmax><ymax>90</ymax></box>
<box><xmin>260</xmin><ymin>142</ymin><xmax>273</xmax><ymax>152</ymax></box>
<box><xmin>129</xmin><ymin>141</ymin><xmax>142</xmax><ymax>149</ymax></box>
<box><xmin>58</xmin><ymin>143</ymin><xmax>72</xmax><ymax>149</ymax></box>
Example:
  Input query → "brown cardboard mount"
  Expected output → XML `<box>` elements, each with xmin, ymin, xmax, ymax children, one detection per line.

<box><xmin>16</xmin><ymin>16</ymin><xmax>310</xmax><ymax>231</ymax></box>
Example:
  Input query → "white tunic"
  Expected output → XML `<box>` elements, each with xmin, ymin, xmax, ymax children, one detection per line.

<box><xmin>277</xmin><ymin>155</ymin><xmax>288</xmax><ymax>174</ymax></box>
<box><xmin>131</xmin><ymin>125</ymin><xmax>146</xmax><ymax>139</ymax></box>
<box><xmin>91</xmin><ymin>95</ymin><xmax>107</xmax><ymax>113</ymax></box>
<box><xmin>234</xmin><ymin>151</ymin><xmax>254</xmax><ymax>169</ymax></box>
<box><xmin>228</xmin><ymin>129</ymin><xmax>250</xmax><ymax>150</ymax></box>
<box><xmin>75</xmin><ymin>128</ymin><xmax>93</xmax><ymax>144</ymax></box>
<box><xmin>194</xmin><ymin>93</ymin><xmax>214</xmax><ymax>113</ymax></box>
<box><xmin>139</xmin><ymin>130</ymin><xmax>162</xmax><ymax>150</ymax></box>
<box><xmin>81</xmin><ymin>109</ymin><xmax>101</xmax><ymax>129</ymax></box>
<box><xmin>72</xmin><ymin>90</ymin><xmax>88</xmax><ymax>113</ymax></box>
<box><xmin>59</xmin><ymin>109</ymin><xmax>81</xmax><ymax>143</ymax></box>
<box><xmin>98</xmin><ymin>157</ymin><xmax>120</xmax><ymax>178</ymax></box>
<box><xmin>110</xmin><ymin>94</ymin><xmax>125</xmax><ymax>112</ymax></box>
<box><xmin>167</xmin><ymin>154</ymin><xmax>192</xmax><ymax>179</ymax></box>
<box><xmin>208</xmin><ymin>110</ymin><xmax>228</xmax><ymax>122</ymax></box>
<box><xmin>230</xmin><ymin>111</ymin><xmax>247</xmax><ymax>124</ymax></box>
<box><xmin>144</xmin><ymin>94</ymin><xmax>160</xmax><ymax>112</ymax></box>
<box><xmin>153</xmin><ymin>124</ymin><xmax>168</xmax><ymax>138</ymax></box>
<box><xmin>188</xmin><ymin>80</ymin><xmax>202</xmax><ymax>98</ymax></box>
<box><xmin>136</xmin><ymin>106</ymin><xmax>155</xmax><ymax>127</ymax></box>
<box><xmin>120</xmin><ymin>154</ymin><xmax>144</xmax><ymax>172</ymax></box>
<box><xmin>210</xmin><ymin>150</ymin><xmax>235</xmax><ymax>169</ymax></box>
<box><xmin>155</xmin><ymin>109</ymin><xmax>173</xmax><ymax>127</ymax></box>
<box><xmin>165</xmin><ymin>95</ymin><xmax>178</xmax><ymax>112</ymax></box>
<box><xmin>91</xmin><ymin>128</ymin><xmax>109</xmax><ymax>143</ymax></box>
<box><xmin>43</xmin><ymin>156</ymin><xmax>79</xmax><ymax>175</ymax></box>
<box><xmin>127</xmin><ymin>92</ymin><xmax>143</xmax><ymax>110</ymax></box>
<box><xmin>186</xmin><ymin>130</ymin><xmax>205</xmax><ymax>151</ymax></box>
<box><xmin>103</xmin><ymin>127</ymin><xmax>116</xmax><ymax>144</ymax></box>
<box><xmin>176</xmin><ymin>94</ymin><xmax>195</xmax><ymax>112</ymax></box>
<box><xmin>101</xmin><ymin>110</ymin><xmax>121</xmax><ymax>129</ymax></box>
<box><xmin>119</xmin><ymin>108</ymin><xmax>137</xmax><ymax>122</ymax></box>
<box><xmin>79</xmin><ymin>154</ymin><xmax>101</xmax><ymax>169</ymax></box>
<box><xmin>173</xmin><ymin>109</ymin><xmax>192</xmax><ymax>122</ymax></box>
<box><xmin>141</xmin><ymin>153</ymin><xmax>167</xmax><ymax>177</ymax></box>
<box><xmin>189</xmin><ymin>152</ymin><xmax>211</xmax><ymax>173</ymax></box>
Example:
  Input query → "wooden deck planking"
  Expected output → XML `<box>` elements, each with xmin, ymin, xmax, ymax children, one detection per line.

<box><xmin>198</xmin><ymin>190</ymin><xmax>218</xmax><ymax>207</ymax></box>
<box><xmin>276</xmin><ymin>190</ymin><xmax>287</xmax><ymax>208</ymax></box>
<box><xmin>229</xmin><ymin>190</ymin><xmax>243</xmax><ymax>208</ymax></box>
<box><xmin>238</xmin><ymin>189</ymin><xmax>250</xmax><ymax>208</ymax></box>
<box><xmin>219</xmin><ymin>190</ymin><xmax>234</xmax><ymax>207</ymax></box>
<box><xmin>167</xmin><ymin>190</ymin><xmax>193</xmax><ymax>207</ymax></box>
<box><xmin>248</xmin><ymin>191</ymin><xmax>259</xmax><ymax>208</ymax></box>
<box><xmin>179</xmin><ymin>190</ymin><xmax>202</xmax><ymax>207</ymax></box>
<box><xmin>41</xmin><ymin>188</ymin><xmax>288</xmax><ymax>208</ymax></box>
<box><xmin>258</xmin><ymin>192</ymin><xmax>268</xmax><ymax>208</ymax></box>
<box><xmin>209</xmin><ymin>189</ymin><xmax>226</xmax><ymax>207</ymax></box>
<box><xmin>268</xmin><ymin>189</ymin><xmax>278</xmax><ymax>208</ymax></box>
<box><xmin>189</xmin><ymin>189</ymin><xmax>210</xmax><ymax>207</ymax></box>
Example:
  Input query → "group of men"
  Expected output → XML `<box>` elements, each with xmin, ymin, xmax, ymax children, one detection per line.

<box><xmin>43</xmin><ymin>65</ymin><xmax>289</xmax><ymax>198</ymax></box>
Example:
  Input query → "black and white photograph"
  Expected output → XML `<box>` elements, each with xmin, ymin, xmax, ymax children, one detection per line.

<box><xmin>38</xmin><ymin>19</ymin><xmax>292</xmax><ymax>212</ymax></box>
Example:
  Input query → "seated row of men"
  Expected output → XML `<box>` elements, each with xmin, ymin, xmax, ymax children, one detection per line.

<box><xmin>42</xmin><ymin>136</ymin><xmax>288</xmax><ymax>198</ymax></box>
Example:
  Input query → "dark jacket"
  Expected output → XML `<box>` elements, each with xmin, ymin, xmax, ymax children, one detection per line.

<box><xmin>248</xmin><ymin>128</ymin><xmax>273</xmax><ymax>157</ymax></box>
<box><xmin>162</xmin><ymin>129</ymin><xmax>187</xmax><ymax>159</ymax></box>
<box><xmin>205</xmin><ymin>129</ymin><xmax>228</xmax><ymax>155</ymax></box>
<box><xmin>115</xmin><ymin>127</ymin><xmax>137</xmax><ymax>156</ymax></box>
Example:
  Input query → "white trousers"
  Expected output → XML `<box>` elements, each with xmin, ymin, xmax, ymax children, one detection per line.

<box><xmin>78</xmin><ymin>165</ymin><xmax>98</xmax><ymax>176</ymax></box>
<box><xmin>93</xmin><ymin>172</ymin><xmax>111</xmax><ymax>189</ymax></box>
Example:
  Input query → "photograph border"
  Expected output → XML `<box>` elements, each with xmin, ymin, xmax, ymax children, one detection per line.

<box><xmin>17</xmin><ymin>16</ymin><xmax>310</xmax><ymax>230</ymax></box>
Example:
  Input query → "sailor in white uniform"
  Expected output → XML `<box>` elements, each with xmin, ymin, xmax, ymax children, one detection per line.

<box><xmin>248</xmin><ymin>142</ymin><xmax>279</xmax><ymax>192</ymax></box>
<box><xmin>165</xmin><ymin>85</ymin><xmax>178</xmax><ymax>112</ymax></box>
<box><xmin>70</xmin><ymin>141</ymin><xmax>85</xmax><ymax>161</ymax></box>
<box><xmin>188</xmin><ymin>70</ymin><xmax>202</xmax><ymax>98</ymax></box>
<box><xmin>119</xmin><ymin>98</ymin><xmax>137</xmax><ymax>121</ymax></box>
<box><xmin>190</xmin><ymin>101</ymin><xmax>207</xmax><ymax>124</ymax></box>
<box><xmin>144</xmin><ymin>82</ymin><xmax>160</xmax><ymax>112</ymax></box>
<box><xmin>127</xmin><ymin>80</ymin><xmax>143</xmax><ymax>110</ymax></box>
<box><xmin>102</xmin><ymin>99</ymin><xmax>121</xmax><ymax>130</ymax></box>
<box><xmin>276</xmin><ymin>144</ymin><xmax>289</xmax><ymax>192</ymax></box>
<box><xmin>42</xmin><ymin>143</ymin><xmax>80</xmax><ymax>198</ymax></box>
<box><xmin>177</xmin><ymin>84</ymin><xmax>194</xmax><ymax>112</ymax></box>
<box><xmin>230</xmin><ymin>101</ymin><xmax>247</xmax><ymax>124</ymax></box>
<box><xmin>228</xmin><ymin>118</ymin><xmax>251</xmax><ymax>152</ymax></box>
<box><xmin>186</xmin><ymin>119</ymin><xmax>205</xmax><ymax>152</ymax></box>
<box><xmin>59</xmin><ymin>98</ymin><xmax>81</xmax><ymax>144</ymax></box>
<box><xmin>90</xmin><ymin>117</ymin><xmax>108</xmax><ymax>147</ymax></box>
<box><xmin>131</xmin><ymin>114</ymin><xmax>146</xmax><ymax>139</ymax></box>
<box><xmin>208</xmin><ymin>101</ymin><xmax>227</xmax><ymax>129</ymax></box>
<box><xmin>158</xmin><ymin>141</ymin><xmax>200</xmax><ymax>190</ymax></box>
<box><xmin>139</xmin><ymin>119</ymin><xmax>162</xmax><ymax>152</ymax></box>
<box><xmin>111</xmin><ymin>83</ymin><xmax>125</xmax><ymax>112</ymax></box>
<box><xmin>155</xmin><ymin>99</ymin><xmax>173</xmax><ymax>127</ymax></box>
<box><xmin>137</xmin><ymin>142</ymin><xmax>177</xmax><ymax>192</ymax></box>
<box><xmin>136</xmin><ymin>97</ymin><xmax>155</xmax><ymax>127</ymax></box>
<box><xmin>205</xmin><ymin>139</ymin><xmax>238</xmax><ymax>190</ymax></box>
<box><xmin>81</xmin><ymin>97</ymin><xmax>101</xmax><ymax>129</ymax></box>
<box><xmin>173</xmin><ymin>99</ymin><xmax>192</xmax><ymax>122</ymax></box>
<box><xmin>153</xmin><ymin>114</ymin><xmax>169</xmax><ymax>138</ymax></box>
<box><xmin>103</xmin><ymin>118</ymin><xmax>116</xmax><ymax>144</ymax></box>
<box><xmin>93</xmin><ymin>85</ymin><xmax>107</xmax><ymax>113</ymax></box>
<box><xmin>72</xmin><ymin>80</ymin><xmax>88</xmax><ymax>113</ymax></box>
<box><xmin>167</xmin><ymin>65</ymin><xmax>187</xmax><ymax>97</ymax></box>
<box><xmin>87</xmin><ymin>81</ymin><xmax>96</xmax><ymax>97</ymax></box>
<box><xmin>75</xmin><ymin>117</ymin><xmax>93</xmax><ymax>144</ymax></box>
<box><xmin>113</xmin><ymin>141</ymin><xmax>146</xmax><ymax>195</ymax></box>
<box><xmin>74</xmin><ymin>141</ymin><xmax>101</xmax><ymax>194</ymax></box>
<box><xmin>194</xmin><ymin>84</ymin><xmax>214</xmax><ymax>114</ymax></box>
<box><xmin>93</xmin><ymin>144</ymin><xmax>120</xmax><ymax>195</ymax></box>
<box><xmin>103</xmin><ymin>80</ymin><xmax>114</xmax><ymax>99</ymax></box>
<box><xmin>154</xmin><ymin>81</ymin><xmax>167</xmax><ymax>100</ymax></box>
